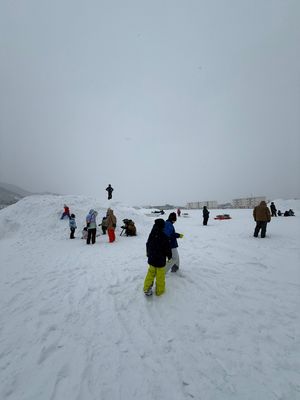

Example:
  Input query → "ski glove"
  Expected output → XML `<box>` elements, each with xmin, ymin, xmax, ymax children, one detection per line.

<box><xmin>179</xmin><ymin>234</ymin><xmax>184</xmax><ymax>238</ymax></box>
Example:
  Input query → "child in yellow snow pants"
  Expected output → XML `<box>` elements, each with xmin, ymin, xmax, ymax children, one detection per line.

<box><xmin>144</xmin><ymin>218</ymin><xmax>172</xmax><ymax>296</ymax></box>
<box><xmin>143</xmin><ymin>265</ymin><xmax>165</xmax><ymax>296</ymax></box>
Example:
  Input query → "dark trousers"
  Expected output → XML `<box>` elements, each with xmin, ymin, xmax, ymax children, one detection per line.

<box><xmin>87</xmin><ymin>228</ymin><xmax>96</xmax><ymax>244</ymax></box>
<box><xmin>203</xmin><ymin>216</ymin><xmax>209</xmax><ymax>226</ymax></box>
<box><xmin>254</xmin><ymin>221</ymin><xmax>268</xmax><ymax>238</ymax></box>
<box><xmin>70</xmin><ymin>228</ymin><xmax>75</xmax><ymax>239</ymax></box>
<box><xmin>61</xmin><ymin>212</ymin><xmax>70</xmax><ymax>220</ymax></box>
<box><xmin>108</xmin><ymin>193</ymin><xmax>112</xmax><ymax>200</ymax></box>
<box><xmin>271</xmin><ymin>211</ymin><xmax>277</xmax><ymax>217</ymax></box>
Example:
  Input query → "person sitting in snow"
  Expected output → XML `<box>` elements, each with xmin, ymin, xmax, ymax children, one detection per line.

<box><xmin>120</xmin><ymin>219</ymin><xmax>137</xmax><ymax>236</ymax></box>
<box><xmin>283</xmin><ymin>210</ymin><xmax>295</xmax><ymax>217</ymax></box>
<box><xmin>60</xmin><ymin>204</ymin><xmax>70</xmax><ymax>220</ymax></box>
<box><xmin>143</xmin><ymin>218</ymin><xmax>172</xmax><ymax>296</ymax></box>
<box><xmin>69</xmin><ymin>214</ymin><xmax>77</xmax><ymax>239</ymax></box>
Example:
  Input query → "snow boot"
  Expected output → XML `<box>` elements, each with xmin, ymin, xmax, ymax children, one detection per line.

<box><xmin>144</xmin><ymin>288</ymin><xmax>153</xmax><ymax>296</ymax></box>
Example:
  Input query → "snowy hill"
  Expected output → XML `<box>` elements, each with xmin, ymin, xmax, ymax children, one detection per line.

<box><xmin>0</xmin><ymin>195</ymin><xmax>299</xmax><ymax>400</ymax></box>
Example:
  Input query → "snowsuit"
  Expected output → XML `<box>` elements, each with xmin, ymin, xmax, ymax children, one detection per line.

<box><xmin>270</xmin><ymin>202</ymin><xmax>277</xmax><ymax>217</ymax></box>
<box><xmin>61</xmin><ymin>206</ymin><xmax>70</xmax><ymax>219</ymax></box>
<box><xmin>143</xmin><ymin>219</ymin><xmax>172</xmax><ymax>296</ymax></box>
<box><xmin>164</xmin><ymin>213</ymin><xmax>182</xmax><ymax>273</ymax></box>
<box><xmin>69</xmin><ymin>215</ymin><xmax>77</xmax><ymax>239</ymax></box>
<box><xmin>203</xmin><ymin>206</ymin><xmax>210</xmax><ymax>225</ymax></box>
<box><xmin>253</xmin><ymin>201</ymin><xmax>271</xmax><ymax>238</ymax></box>
<box><xmin>106</xmin><ymin>185</ymin><xmax>114</xmax><ymax>200</ymax></box>
<box><xmin>106</xmin><ymin>208</ymin><xmax>117</xmax><ymax>242</ymax></box>
<box><xmin>86</xmin><ymin>209</ymin><xmax>98</xmax><ymax>244</ymax></box>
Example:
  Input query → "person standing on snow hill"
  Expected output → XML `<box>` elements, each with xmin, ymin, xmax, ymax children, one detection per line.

<box><xmin>60</xmin><ymin>204</ymin><xmax>70</xmax><ymax>219</ymax></box>
<box><xmin>253</xmin><ymin>201</ymin><xmax>271</xmax><ymax>238</ymax></box>
<box><xmin>203</xmin><ymin>206</ymin><xmax>210</xmax><ymax>225</ymax></box>
<box><xmin>164</xmin><ymin>212</ymin><xmax>184</xmax><ymax>273</ymax></box>
<box><xmin>106</xmin><ymin>208</ymin><xmax>117</xmax><ymax>243</ymax></box>
<box><xmin>86</xmin><ymin>209</ymin><xmax>98</xmax><ymax>244</ymax></box>
<box><xmin>143</xmin><ymin>218</ymin><xmax>172</xmax><ymax>296</ymax></box>
<box><xmin>106</xmin><ymin>184</ymin><xmax>114</xmax><ymax>200</ymax></box>
<box><xmin>270</xmin><ymin>202</ymin><xmax>277</xmax><ymax>217</ymax></box>
<box><xmin>69</xmin><ymin>214</ymin><xmax>77</xmax><ymax>239</ymax></box>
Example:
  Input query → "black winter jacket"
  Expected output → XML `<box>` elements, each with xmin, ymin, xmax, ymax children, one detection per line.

<box><xmin>203</xmin><ymin>207</ymin><xmax>210</xmax><ymax>218</ymax></box>
<box><xmin>146</xmin><ymin>223</ymin><xmax>172</xmax><ymax>268</ymax></box>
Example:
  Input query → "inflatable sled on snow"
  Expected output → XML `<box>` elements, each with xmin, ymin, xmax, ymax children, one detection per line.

<box><xmin>214</xmin><ymin>214</ymin><xmax>231</xmax><ymax>220</ymax></box>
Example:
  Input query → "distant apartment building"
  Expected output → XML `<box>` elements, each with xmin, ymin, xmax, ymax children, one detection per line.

<box><xmin>186</xmin><ymin>201</ymin><xmax>218</xmax><ymax>209</ymax></box>
<box><xmin>232</xmin><ymin>196</ymin><xmax>266</xmax><ymax>209</ymax></box>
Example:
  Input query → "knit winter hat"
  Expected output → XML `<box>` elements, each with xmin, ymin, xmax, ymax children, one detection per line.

<box><xmin>168</xmin><ymin>212</ymin><xmax>177</xmax><ymax>222</ymax></box>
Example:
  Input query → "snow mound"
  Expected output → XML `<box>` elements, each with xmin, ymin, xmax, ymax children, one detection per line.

<box><xmin>0</xmin><ymin>194</ymin><xmax>152</xmax><ymax>242</ymax></box>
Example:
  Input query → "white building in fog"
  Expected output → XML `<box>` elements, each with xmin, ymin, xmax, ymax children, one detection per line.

<box><xmin>232</xmin><ymin>196</ymin><xmax>266</xmax><ymax>209</ymax></box>
<box><xmin>186</xmin><ymin>201</ymin><xmax>218</xmax><ymax>209</ymax></box>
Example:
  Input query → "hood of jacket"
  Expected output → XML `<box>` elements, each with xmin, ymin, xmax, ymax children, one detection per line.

<box><xmin>88</xmin><ymin>209</ymin><xmax>98</xmax><ymax>216</ymax></box>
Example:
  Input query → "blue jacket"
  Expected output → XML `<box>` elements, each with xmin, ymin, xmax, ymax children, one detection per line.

<box><xmin>163</xmin><ymin>220</ymin><xmax>180</xmax><ymax>248</ymax></box>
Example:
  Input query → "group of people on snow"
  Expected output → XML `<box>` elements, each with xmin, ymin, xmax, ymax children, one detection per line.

<box><xmin>60</xmin><ymin>195</ymin><xmax>294</xmax><ymax>298</ymax></box>
<box><xmin>269</xmin><ymin>202</ymin><xmax>295</xmax><ymax>218</ymax></box>
<box><xmin>75</xmin><ymin>208</ymin><xmax>117</xmax><ymax>244</ymax></box>
<box><xmin>253</xmin><ymin>201</ymin><xmax>296</xmax><ymax>237</ymax></box>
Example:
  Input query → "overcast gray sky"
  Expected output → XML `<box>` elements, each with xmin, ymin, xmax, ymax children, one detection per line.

<box><xmin>0</xmin><ymin>0</ymin><xmax>299</xmax><ymax>206</ymax></box>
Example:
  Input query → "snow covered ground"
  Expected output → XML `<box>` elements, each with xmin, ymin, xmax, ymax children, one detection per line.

<box><xmin>0</xmin><ymin>195</ymin><xmax>299</xmax><ymax>400</ymax></box>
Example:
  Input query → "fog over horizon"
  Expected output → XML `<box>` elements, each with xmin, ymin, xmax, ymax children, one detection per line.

<box><xmin>1</xmin><ymin>0</ymin><xmax>299</xmax><ymax>206</ymax></box>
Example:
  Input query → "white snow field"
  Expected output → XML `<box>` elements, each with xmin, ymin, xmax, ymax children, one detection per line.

<box><xmin>0</xmin><ymin>195</ymin><xmax>299</xmax><ymax>400</ymax></box>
